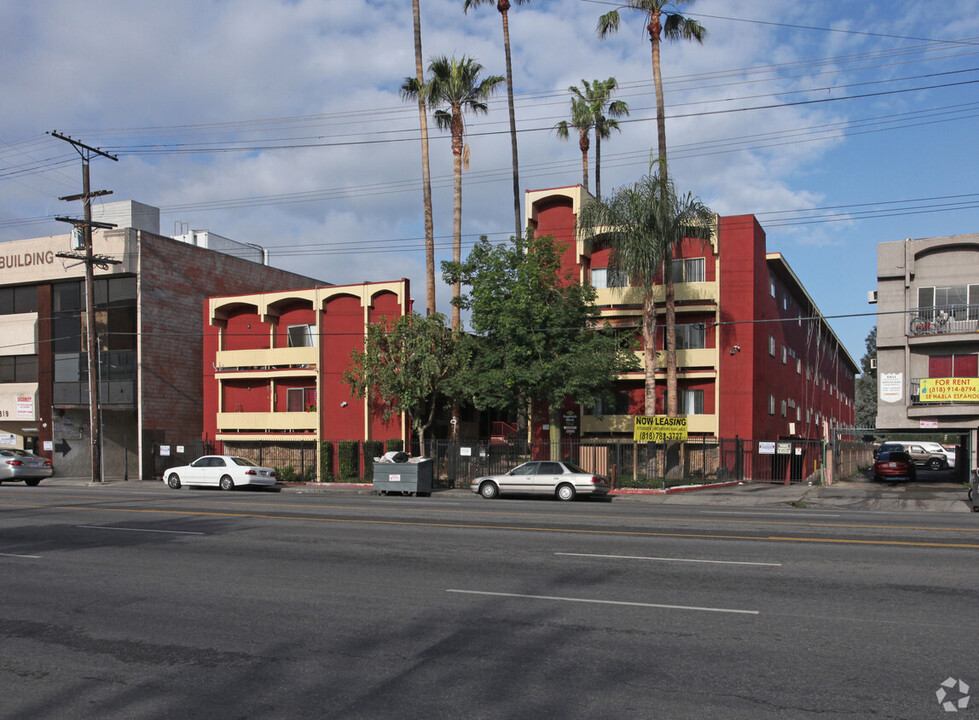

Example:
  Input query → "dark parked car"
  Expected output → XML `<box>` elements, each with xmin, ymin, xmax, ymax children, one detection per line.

<box><xmin>873</xmin><ymin>450</ymin><xmax>917</xmax><ymax>482</ymax></box>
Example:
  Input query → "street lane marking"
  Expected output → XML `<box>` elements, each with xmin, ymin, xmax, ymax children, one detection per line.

<box><xmin>557</xmin><ymin>552</ymin><xmax>781</xmax><ymax>567</ymax></box>
<box><xmin>77</xmin><ymin>525</ymin><xmax>206</xmax><ymax>535</ymax></box>
<box><xmin>0</xmin><ymin>552</ymin><xmax>41</xmax><ymax>559</ymax></box>
<box><xmin>447</xmin><ymin>589</ymin><xmax>760</xmax><ymax>615</ymax></box>
<box><xmin>703</xmin><ymin>511</ymin><xmax>841</xmax><ymax>518</ymax></box>
<box><xmin>2</xmin><ymin>504</ymin><xmax>978</xmax><ymax>549</ymax></box>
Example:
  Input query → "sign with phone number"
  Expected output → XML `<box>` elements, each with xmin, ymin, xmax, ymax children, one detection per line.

<box><xmin>633</xmin><ymin>415</ymin><xmax>688</xmax><ymax>442</ymax></box>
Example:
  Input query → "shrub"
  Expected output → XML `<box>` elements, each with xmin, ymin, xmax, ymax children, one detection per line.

<box><xmin>363</xmin><ymin>440</ymin><xmax>384</xmax><ymax>481</ymax></box>
<box><xmin>385</xmin><ymin>438</ymin><xmax>404</xmax><ymax>453</ymax></box>
<box><xmin>319</xmin><ymin>441</ymin><xmax>334</xmax><ymax>482</ymax></box>
<box><xmin>277</xmin><ymin>465</ymin><xmax>298</xmax><ymax>483</ymax></box>
<box><xmin>338</xmin><ymin>441</ymin><xmax>359</xmax><ymax>480</ymax></box>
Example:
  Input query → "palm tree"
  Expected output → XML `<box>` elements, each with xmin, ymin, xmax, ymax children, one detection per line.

<box><xmin>555</xmin><ymin>78</ymin><xmax>629</xmax><ymax>198</ymax></box>
<box><xmin>576</xmin><ymin>171</ymin><xmax>713</xmax><ymax>416</ymax></box>
<box><xmin>554</xmin><ymin>94</ymin><xmax>594</xmax><ymax>192</ymax></box>
<box><xmin>596</xmin><ymin>1</ymin><xmax>706</xmax><ymax>184</ymax></box>
<box><xmin>402</xmin><ymin>56</ymin><xmax>504</xmax><ymax>332</ymax></box>
<box><xmin>463</xmin><ymin>0</ymin><xmax>530</xmax><ymax>239</ymax></box>
<box><xmin>410</xmin><ymin>0</ymin><xmax>436</xmax><ymax>317</ymax></box>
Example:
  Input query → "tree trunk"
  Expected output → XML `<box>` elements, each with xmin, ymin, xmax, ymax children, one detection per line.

<box><xmin>642</xmin><ymin>292</ymin><xmax>658</xmax><ymax>415</ymax></box>
<box><xmin>579</xmin><ymin>130</ymin><xmax>590</xmax><ymax>192</ymax></box>
<box><xmin>665</xmin><ymin>258</ymin><xmax>678</xmax><ymax>417</ymax></box>
<box><xmin>500</xmin><ymin>7</ymin><xmax>522</xmax><ymax>239</ymax></box>
<box><xmin>595</xmin><ymin>129</ymin><xmax>602</xmax><ymax>200</ymax></box>
<box><xmin>412</xmin><ymin>0</ymin><xmax>437</xmax><ymax>317</ymax></box>
<box><xmin>451</xmin><ymin>113</ymin><xmax>463</xmax><ymax>333</ymax></box>
<box><xmin>649</xmin><ymin>20</ymin><xmax>668</xmax><ymax>183</ymax></box>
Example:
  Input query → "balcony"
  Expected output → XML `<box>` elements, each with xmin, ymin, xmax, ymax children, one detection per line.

<box><xmin>215</xmin><ymin>346</ymin><xmax>318</xmax><ymax>371</ymax></box>
<box><xmin>595</xmin><ymin>281</ymin><xmax>718</xmax><ymax>308</ymax></box>
<box><xmin>216</xmin><ymin>411</ymin><xmax>318</xmax><ymax>432</ymax></box>
<box><xmin>907</xmin><ymin>304</ymin><xmax>979</xmax><ymax>337</ymax></box>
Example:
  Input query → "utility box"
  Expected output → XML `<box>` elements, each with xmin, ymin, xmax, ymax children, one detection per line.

<box><xmin>373</xmin><ymin>459</ymin><xmax>434</xmax><ymax>497</ymax></box>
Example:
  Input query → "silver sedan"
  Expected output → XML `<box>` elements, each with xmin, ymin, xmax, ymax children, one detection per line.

<box><xmin>471</xmin><ymin>460</ymin><xmax>610</xmax><ymax>501</ymax></box>
<box><xmin>0</xmin><ymin>449</ymin><xmax>54</xmax><ymax>486</ymax></box>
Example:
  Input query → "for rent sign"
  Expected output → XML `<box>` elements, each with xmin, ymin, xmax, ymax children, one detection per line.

<box><xmin>918</xmin><ymin>377</ymin><xmax>979</xmax><ymax>402</ymax></box>
<box><xmin>633</xmin><ymin>415</ymin><xmax>688</xmax><ymax>442</ymax></box>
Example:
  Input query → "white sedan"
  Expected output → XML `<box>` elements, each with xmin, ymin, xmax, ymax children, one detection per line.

<box><xmin>164</xmin><ymin>455</ymin><xmax>277</xmax><ymax>491</ymax></box>
<box><xmin>471</xmin><ymin>460</ymin><xmax>610</xmax><ymax>501</ymax></box>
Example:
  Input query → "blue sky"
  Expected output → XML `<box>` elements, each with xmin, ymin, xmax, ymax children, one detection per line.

<box><xmin>2</xmin><ymin>0</ymin><xmax>978</xmax><ymax>362</ymax></box>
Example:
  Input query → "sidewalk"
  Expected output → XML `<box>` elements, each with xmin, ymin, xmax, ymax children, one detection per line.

<box><xmin>35</xmin><ymin>475</ymin><xmax>977</xmax><ymax>513</ymax></box>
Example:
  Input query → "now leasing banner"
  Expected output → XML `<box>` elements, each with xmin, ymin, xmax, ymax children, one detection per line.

<box><xmin>634</xmin><ymin>415</ymin><xmax>688</xmax><ymax>442</ymax></box>
<box><xmin>918</xmin><ymin>377</ymin><xmax>979</xmax><ymax>402</ymax></box>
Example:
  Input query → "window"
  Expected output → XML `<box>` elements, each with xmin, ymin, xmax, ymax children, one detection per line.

<box><xmin>0</xmin><ymin>286</ymin><xmax>37</xmax><ymax>315</ymax></box>
<box><xmin>781</xmin><ymin>400</ymin><xmax>787</xmax><ymax>417</ymax></box>
<box><xmin>591</xmin><ymin>267</ymin><xmax>626</xmax><ymax>289</ymax></box>
<box><xmin>796</xmin><ymin>358</ymin><xmax>802</xmax><ymax>374</ymax></box>
<box><xmin>0</xmin><ymin>355</ymin><xmax>38</xmax><ymax>383</ymax></box>
<box><xmin>769</xmin><ymin>336</ymin><xmax>776</xmax><ymax>356</ymax></box>
<box><xmin>674</xmin><ymin>323</ymin><xmax>706</xmax><ymax>350</ymax></box>
<box><xmin>288</xmin><ymin>324</ymin><xmax>317</xmax><ymax>348</ymax></box>
<box><xmin>919</xmin><ymin>284</ymin><xmax>979</xmax><ymax>320</ymax></box>
<box><xmin>929</xmin><ymin>354</ymin><xmax>978</xmax><ymax>378</ymax></box>
<box><xmin>782</xmin><ymin>346</ymin><xmax>787</xmax><ymax>364</ymax></box>
<box><xmin>286</xmin><ymin>386</ymin><xmax>317</xmax><ymax>412</ymax></box>
<box><xmin>592</xmin><ymin>391</ymin><xmax>630</xmax><ymax>415</ymax></box>
<box><xmin>768</xmin><ymin>395</ymin><xmax>775</xmax><ymax>415</ymax></box>
<box><xmin>540</xmin><ymin>462</ymin><xmax>563</xmax><ymax>474</ymax></box>
<box><xmin>681</xmin><ymin>389</ymin><xmax>704</xmax><ymax>414</ymax></box>
<box><xmin>770</xmin><ymin>276</ymin><xmax>776</xmax><ymax>297</ymax></box>
<box><xmin>671</xmin><ymin>258</ymin><xmax>705</xmax><ymax>283</ymax></box>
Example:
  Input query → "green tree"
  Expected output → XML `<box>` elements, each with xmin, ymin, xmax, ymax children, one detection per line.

<box><xmin>596</xmin><ymin>1</ymin><xmax>706</xmax><ymax>184</ymax></box>
<box><xmin>343</xmin><ymin>312</ymin><xmax>467</xmax><ymax>456</ymax></box>
<box><xmin>554</xmin><ymin>78</ymin><xmax>629</xmax><ymax>199</ymax></box>
<box><xmin>463</xmin><ymin>0</ymin><xmax>530</xmax><ymax>238</ymax></box>
<box><xmin>576</xmin><ymin>171</ymin><xmax>713</xmax><ymax>415</ymax></box>
<box><xmin>402</xmin><ymin>56</ymin><xmax>505</xmax><ymax>332</ymax></box>
<box><xmin>442</xmin><ymin>232</ymin><xmax>637</xmax><ymax>425</ymax></box>
<box><xmin>409</xmin><ymin>0</ymin><xmax>437</xmax><ymax>317</ymax></box>
<box><xmin>854</xmin><ymin>326</ymin><xmax>878</xmax><ymax>430</ymax></box>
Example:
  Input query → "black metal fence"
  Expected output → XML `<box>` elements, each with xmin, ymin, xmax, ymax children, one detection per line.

<box><xmin>150</xmin><ymin>436</ymin><xmax>827</xmax><ymax>487</ymax></box>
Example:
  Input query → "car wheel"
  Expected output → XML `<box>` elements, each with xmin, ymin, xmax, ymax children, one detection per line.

<box><xmin>24</xmin><ymin>479</ymin><xmax>41</xmax><ymax>487</ymax></box>
<box><xmin>479</xmin><ymin>481</ymin><xmax>499</xmax><ymax>499</ymax></box>
<box><xmin>927</xmin><ymin>458</ymin><xmax>944</xmax><ymax>471</ymax></box>
<box><xmin>556</xmin><ymin>483</ymin><xmax>576</xmax><ymax>501</ymax></box>
<box><xmin>166</xmin><ymin>473</ymin><xmax>181</xmax><ymax>489</ymax></box>
<box><xmin>220</xmin><ymin>475</ymin><xmax>235</xmax><ymax>491</ymax></box>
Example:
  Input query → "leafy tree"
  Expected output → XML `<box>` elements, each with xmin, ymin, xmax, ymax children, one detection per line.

<box><xmin>442</xmin><ymin>232</ymin><xmax>637</xmax><ymax>425</ymax></box>
<box><xmin>344</xmin><ymin>312</ymin><xmax>467</xmax><ymax>456</ymax></box>
<box><xmin>576</xmin><ymin>171</ymin><xmax>713</xmax><ymax>415</ymax></box>
<box><xmin>854</xmin><ymin>326</ymin><xmax>878</xmax><ymax>429</ymax></box>
<box><xmin>409</xmin><ymin>0</ymin><xmax>437</xmax><ymax>317</ymax></box>
<box><xmin>554</xmin><ymin>78</ymin><xmax>629</xmax><ymax>199</ymax></box>
<box><xmin>402</xmin><ymin>56</ymin><xmax>505</xmax><ymax>331</ymax></box>
<box><xmin>463</xmin><ymin>0</ymin><xmax>530</xmax><ymax>238</ymax></box>
<box><xmin>596</xmin><ymin>0</ymin><xmax>706</xmax><ymax>184</ymax></box>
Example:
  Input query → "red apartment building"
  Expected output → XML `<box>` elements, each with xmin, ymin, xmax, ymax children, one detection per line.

<box><xmin>526</xmin><ymin>186</ymin><xmax>857</xmax><ymax>444</ymax></box>
<box><xmin>202</xmin><ymin>281</ymin><xmax>410</xmax><ymax>473</ymax></box>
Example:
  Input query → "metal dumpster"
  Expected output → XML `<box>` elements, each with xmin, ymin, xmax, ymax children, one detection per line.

<box><xmin>373</xmin><ymin>459</ymin><xmax>433</xmax><ymax>497</ymax></box>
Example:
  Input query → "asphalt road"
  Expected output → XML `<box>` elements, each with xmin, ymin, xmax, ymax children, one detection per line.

<box><xmin>1</xmin><ymin>484</ymin><xmax>977</xmax><ymax>719</ymax></box>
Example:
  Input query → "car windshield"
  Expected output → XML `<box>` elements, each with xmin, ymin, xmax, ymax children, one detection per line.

<box><xmin>231</xmin><ymin>457</ymin><xmax>258</xmax><ymax>467</ymax></box>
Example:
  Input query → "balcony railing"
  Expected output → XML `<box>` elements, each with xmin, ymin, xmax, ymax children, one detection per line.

<box><xmin>907</xmin><ymin>304</ymin><xmax>979</xmax><ymax>336</ymax></box>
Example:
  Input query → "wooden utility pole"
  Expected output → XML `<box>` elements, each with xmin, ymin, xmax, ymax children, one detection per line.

<box><xmin>50</xmin><ymin>131</ymin><xmax>119</xmax><ymax>483</ymax></box>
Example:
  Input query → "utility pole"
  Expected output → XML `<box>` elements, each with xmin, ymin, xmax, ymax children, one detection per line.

<box><xmin>50</xmin><ymin>131</ymin><xmax>119</xmax><ymax>483</ymax></box>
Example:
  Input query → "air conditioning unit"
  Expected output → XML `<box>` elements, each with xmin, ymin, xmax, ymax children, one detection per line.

<box><xmin>867</xmin><ymin>290</ymin><xmax>878</xmax><ymax>304</ymax></box>
<box><xmin>869</xmin><ymin>358</ymin><xmax>877</xmax><ymax>370</ymax></box>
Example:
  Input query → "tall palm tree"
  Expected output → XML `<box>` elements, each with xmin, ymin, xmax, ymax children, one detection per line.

<box><xmin>576</xmin><ymin>171</ymin><xmax>713</xmax><ymax>416</ymax></box>
<box><xmin>599</xmin><ymin>4</ymin><xmax>705</xmax><ymax>415</ymax></box>
<box><xmin>589</xmin><ymin>78</ymin><xmax>629</xmax><ymax>201</ymax></box>
<box><xmin>463</xmin><ymin>0</ymin><xmax>530</xmax><ymax>239</ymax></box>
<box><xmin>402</xmin><ymin>56</ymin><xmax>504</xmax><ymax>332</ymax></box>
<box><xmin>554</xmin><ymin>94</ymin><xmax>594</xmax><ymax>192</ymax></box>
<box><xmin>554</xmin><ymin>78</ymin><xmax>629</xmax><ymax>198</ymax></box>
<box><xmin>410</xmin><ymin>0</ymin><xmax>436</xmax><ymax>317</ymax></box>
<box><xmin>596</xmin><ymin>1</ymin><xmax>706</xmax><ymax>184</ymax></box>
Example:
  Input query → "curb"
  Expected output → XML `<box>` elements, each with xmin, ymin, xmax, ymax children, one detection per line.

<box><xmin>609</xmin><ymin>480</ymin><xmax>741</xmax><ymax>496</ymax></box>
